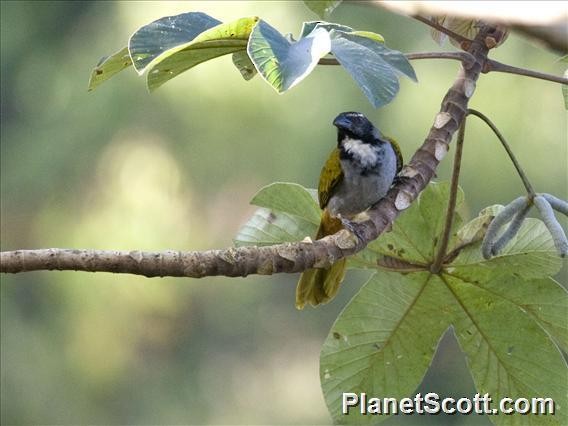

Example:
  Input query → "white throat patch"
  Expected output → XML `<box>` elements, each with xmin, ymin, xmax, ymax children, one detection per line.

<box><xmin>342</xmin><ymin>137</ymin><xmax>378</xmax><ymax>168</ymax></box>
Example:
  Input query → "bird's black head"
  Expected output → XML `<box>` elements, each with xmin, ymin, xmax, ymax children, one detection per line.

<box><xmin>333</xmin><ymin>112</ymin><xmax>382</xmax><ymax>144</ymax></box>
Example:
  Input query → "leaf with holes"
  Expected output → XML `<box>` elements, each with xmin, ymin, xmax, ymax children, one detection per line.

<box><xmin>88</xmin><ymin>47</ymin><xmax>133</xmax><ymax>91</ymax></box>
<box><xmin>320</xmin><ymin>183</ymin><xmax>567</xmax><ymax>425</ymax></box>
<box><xmin>320</xmin><ymin>271</ymin><xmax>458</xmax><ymax>424</ymax></box>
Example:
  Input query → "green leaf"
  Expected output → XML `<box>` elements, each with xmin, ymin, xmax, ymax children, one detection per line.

<box><xmin>350</xmin><ymin>181</ymin><xmax>463</xmax><ymax>268</ymax></box>
<box><xmin>128</xmin><ymin>12</ymin><xmax>222</xmax><ymax>73</ymax></box>
<box><xmin>446</xmin><ymin>273</ymin><xmax>567</xmax><ymax>425</ymax></box>
<box><xmin>320</xmin><ymin>183</ymin><xmax>567</xmax><ymax>424</ymax></box>
<box><xmin>234</xmin><ymin>182</ymin><xmax>320</xmax><ymax>247</ymax></box>
<box><xmin>303</xmin><ymin>1</ymin><xmax>343</xmax><ymax>19</ymax></box>
<box><xmin>329</xmin><ymin>31</ymin><xmax>417</xmax><ymax>107</ymax></box>
<box><xmin>247</xmin><ymin>19</ymin><xmax>331</xmax><ymax>93</ymax></box>
<box><xmin>232</xmin><ymin>50</ymin><xmax>257</xmax><ymax>81</ymax></box>
<box><xmin>250</xmin><ymin>182</ymin><xmax>320</xmax><ymax>225</ymax></box>
<box><xmin>146</xmin><ymin>16</ymin><xmax>259</xmax><ymax>91</ymax></box>
<box><xmin>449</xmin><ymin>217</ymin><xmax>563</xmax><ymax>281</ymax></box>
<box><xmin>449</xmin><ymin>275</ymin><xmax>568</xmax><ymax>353</ymax></box>
<box><xmin>233</xmin><ymin>207</ymin><xmax>317</xmax><ymax>247</ymax></box>
<box><xmin>88</xmin><ymin>47</ymin><xmax>132</xmax><ymax>92</ymax></box>
<box><xmin>320</xmin><ymin>272</ymin><xmax>458</xmax><ymax>424</ymax></box>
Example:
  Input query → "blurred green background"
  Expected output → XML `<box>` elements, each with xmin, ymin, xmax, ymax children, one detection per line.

<box><xmin>1</xmin><ymin>1</ymin><xmax>566</xmax><ymax>424</ymax></box>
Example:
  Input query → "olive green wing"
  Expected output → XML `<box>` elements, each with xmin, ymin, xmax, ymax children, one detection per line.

<box><xmin>386</xmin><ymin>136</ymin><xmax>404</xmax><ymax>174</ymax></box>
<box><xmin>318</xmin><ymin>148</ymin><xmax>344</xmax><ymax>209</ymax></box>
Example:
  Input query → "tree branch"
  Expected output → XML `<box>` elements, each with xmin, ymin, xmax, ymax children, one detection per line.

<box><xmin>483</xmin><ymin>59</ymin><xmax>568</xmax><ymax>85</ymax></box>
<box><xmin>0</xmin><ymin>24</ymin><xmax>495</xmax><ymax>277</ymax></box>
<box><xmin>319</xmin><ymin>55</ymin><xmax>568</xmax><ymax>86</ymax></box>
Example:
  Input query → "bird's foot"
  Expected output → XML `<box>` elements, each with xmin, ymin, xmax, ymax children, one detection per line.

<box><xmin>338</xmin><ymin>214</ymin><xmax>367</xmax><ymax>242</ymax></box>
<box><xmin>392</xmin><ymin>175</ymin><xmax>412</xmax><ymax>187</ymax></box>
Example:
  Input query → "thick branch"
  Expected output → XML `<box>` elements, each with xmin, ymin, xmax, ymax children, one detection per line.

<box><xmin>0</xmin><ymin>25</ymin><xmax>495</xmax><ymax>278</ymax></box>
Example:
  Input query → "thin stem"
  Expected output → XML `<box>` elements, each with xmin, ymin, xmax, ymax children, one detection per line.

<box><xmin>467</xmin><ymin>109</ymin><xmax>536</xmax><ymax>197</ymax></box>
<box><xmin>318</xmin><ymin>51</ymin><xmax>474</xmax><ymax>66</ymax></box>
<box><xmin>407</xmin><ymin>51</ymin><xmax>475</xmax><ymax>63</ymax></box>
<box><xmin>412</xmin><ymin>15</ymin><xmax>471</xmax><ymax>45</ymax></box>
<box><xmin>486</xmin><ymin>59</ymin><xmax>568</xmax><ymax>85</ymax></box>
<box><xmin>431</xmin><ymin>118</ymin><xmax>466</xmax><ymax>274</ymax></box>
<box><xmin>319</xmin><ymin>53</ymin><xmax>568</xmax><ymax>85</ymax></box>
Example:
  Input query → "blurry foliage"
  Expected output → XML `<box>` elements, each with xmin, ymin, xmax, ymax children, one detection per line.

<box><xmin>1</xmin><ymin>1</ymin><xmax>566</xmax><ymax>425</ymax></box>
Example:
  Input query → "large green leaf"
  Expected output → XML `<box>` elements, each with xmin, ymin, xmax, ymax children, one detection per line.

<box><xmin>145</xmin><ymin>17</ymin><xmax>259</xmax><ymax>91</ymax></box>
<box><xmin>329</xmin><ymin>30</ymin><xmax>417</xmax><ymax>108</ymax></box>
<box><xmin>320</xmin><ymin>271</ymin><xmax>458</xmax><ymax>424</ymax></box>
<box><xmin>446</xmin><ymin>273</ymin><xmax>567</xmax><ymax>426</ymax></box>
<box><xmin>88</xmin><ymin>47</ymin><xmax>132</xmax><ymax>92</ymax></box>
<box><xmin>247</xmin><ymin>20</ymin><xmax>331</xmax><ymax>93</ymax></box>
<box><xmin>128</xmin><ymin>12</ymin><xmax>222</xmax><ymax>73</ymax></box>
<box><xmin>317</xmin><ymin>183</ymin><xmax>567</xmax><ymax>425</ymax></box>
<box><xmin>447</xmin><ymin>274</ymin><xmax>568</xmax><ymax>354</ymax></box>
<box><xmin>233</xmin><ymin>181</ymin><xmax>566</xmax><ymax>423</ymax></box>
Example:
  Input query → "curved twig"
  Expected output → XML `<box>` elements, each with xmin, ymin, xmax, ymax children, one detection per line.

<box><xmin>467</xmin><ymin>109</ymin><xmax>536</xmax><ymax>197</ymax></box>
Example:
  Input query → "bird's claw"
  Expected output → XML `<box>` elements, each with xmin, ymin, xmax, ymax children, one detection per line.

<box><xmin>339</xmin><ymin>215</ymin><xmax>366</xmax><ymax>242</ymax></box>
<box><xmin>392</xmin><ymin>175</ymin><xmax>412</xmax><ymax>187</ymax></box>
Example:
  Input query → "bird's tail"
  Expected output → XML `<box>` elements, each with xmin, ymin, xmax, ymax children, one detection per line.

<box><xmin>295</xmin><ymin>258</ymin><xmax>347</xmax><ymax>309</ymax></box>
<box><xmin>295</xmin><ymin>210</ymin><xmax>346</xmax><ymax>309</ymax></box>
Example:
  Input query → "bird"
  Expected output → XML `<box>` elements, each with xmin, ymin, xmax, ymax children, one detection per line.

<box><xmin>295</xmin><ymin>112</ymin><xmax>403</xmax><ymax>309</ymax></box>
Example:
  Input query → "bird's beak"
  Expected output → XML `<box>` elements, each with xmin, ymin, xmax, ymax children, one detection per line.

<box><xmin>333</xmin><ymin>115</ymin><xmax>352</xmax><ymax>131</ymax></box>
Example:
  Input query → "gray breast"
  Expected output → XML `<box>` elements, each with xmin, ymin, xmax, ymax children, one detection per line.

<box><xmin>327</xmin><ymin>141</ymin><xmax>397</xmax><ymax>217</ymax></box>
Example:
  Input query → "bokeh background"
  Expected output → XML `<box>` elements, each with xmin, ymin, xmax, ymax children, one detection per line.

<box><xmin>1</xmin><ymin>1</ymin><xmax>566</xmax><ymax>425</ymax></box>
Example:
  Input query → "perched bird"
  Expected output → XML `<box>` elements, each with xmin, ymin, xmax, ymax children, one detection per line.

<box><xmin>296</xmin><ymin>112</ymin><xmax>403</xmax><ymax>309</ymax></box>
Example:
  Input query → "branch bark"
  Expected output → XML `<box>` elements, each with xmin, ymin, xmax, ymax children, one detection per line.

<box><xmin>0</xmin><ymin>24</ymin><xmax>495</xmax><ymax>278</ymax></box>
